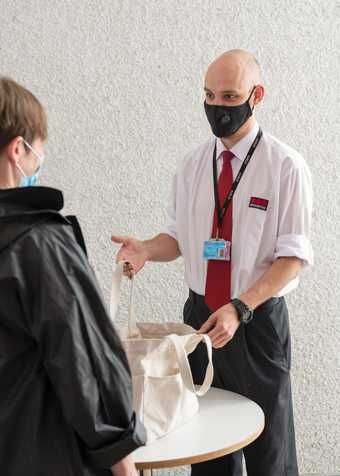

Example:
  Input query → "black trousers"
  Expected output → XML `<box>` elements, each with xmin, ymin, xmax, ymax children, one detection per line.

<box><xmin>184</xmin><ymin>291</ymin><xmax>299</xmax><ymax>476</ymax></box>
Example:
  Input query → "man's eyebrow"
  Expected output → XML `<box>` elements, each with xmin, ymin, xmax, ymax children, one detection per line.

<box><xmin>204</xmin><ymin>87</ymin><xmax>239</xmax><ymax>94</ymax></box>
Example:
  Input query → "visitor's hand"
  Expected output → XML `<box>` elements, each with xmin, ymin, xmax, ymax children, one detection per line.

<box><xmin>111</xmin><ymin>454</ymin><xmax>138</xmax><ymax>476</ymax></box>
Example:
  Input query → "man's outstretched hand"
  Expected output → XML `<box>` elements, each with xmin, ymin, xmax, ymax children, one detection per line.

<box><xmin>111</xmin><ymin>235</ymin><xmax>149</xmax><ymax>278</ymax></box>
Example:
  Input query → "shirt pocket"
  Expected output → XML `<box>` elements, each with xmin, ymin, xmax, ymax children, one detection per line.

<box><xmin>239</xmin><ymin>189</ymin><xmax>273</xmax><ymax>268</ymax></box>
<box><xmin>245</xmin><ymin>190</ymin><xmax>273</xmax><ymax>239</ymax></box>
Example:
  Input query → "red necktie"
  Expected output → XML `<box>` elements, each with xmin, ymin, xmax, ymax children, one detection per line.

<box><xmin>205</xmin><ymin>150</ymin><xmax>234</xmax><ymax>311</ymax></box>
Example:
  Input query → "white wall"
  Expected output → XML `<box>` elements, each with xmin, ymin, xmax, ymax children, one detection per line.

<box><xmin>1</xmin><ymin>0</ymin><xmax>339</xmax><ymax>474</ymax></box>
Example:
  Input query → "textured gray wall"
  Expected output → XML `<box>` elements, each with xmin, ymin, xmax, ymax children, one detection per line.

<box><xmin>1</xmin><ymin>0</ymin><xmax>339</xmax><ymax>474</ymax></box>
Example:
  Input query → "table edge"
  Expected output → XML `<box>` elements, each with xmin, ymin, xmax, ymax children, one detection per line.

<box><xmin>135</xmin><ymin>422</ymin><xmax>265</xmax><ymax>470</ymax></box>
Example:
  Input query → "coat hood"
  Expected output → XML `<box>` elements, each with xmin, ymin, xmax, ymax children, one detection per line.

<box><xmin>0</xmin><ymin>186</ymin><xmax>67</xmax><ymax>254</ymax></box>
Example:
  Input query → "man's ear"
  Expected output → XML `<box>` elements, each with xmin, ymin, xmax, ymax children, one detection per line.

<box><xmin>253</xmin><ymin>85</ymin><xmax>265</xmax><ymax>107</ymax></box>
<box><xmin>5</xmin><ymin>136</ymin><xmax>25</xmax><ymax>165</ymax></box>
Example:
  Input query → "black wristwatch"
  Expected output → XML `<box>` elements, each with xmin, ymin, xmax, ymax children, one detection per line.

<box><xmin>230</xmin><ymin>298</ymin><xmax>254</xmax><ymax>324</ymax></box>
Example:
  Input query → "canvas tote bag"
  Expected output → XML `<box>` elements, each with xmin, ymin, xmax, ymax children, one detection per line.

<box><xmin>110</xmin><ymin>263</ymin><xmax>214</xmax><ymax>442</ymax></box>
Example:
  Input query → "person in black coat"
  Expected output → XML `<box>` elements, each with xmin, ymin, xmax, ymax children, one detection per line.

<box><xmin>0</xmin><ymin>77</ymin><xmax>146</xmax><ymax>476</ymax></box>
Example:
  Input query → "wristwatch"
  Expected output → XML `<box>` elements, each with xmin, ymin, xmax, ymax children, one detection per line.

<box><xmin>230</xmin><ymin>298</ymin><xmax>254</xmax><ymax>324</ymax></box>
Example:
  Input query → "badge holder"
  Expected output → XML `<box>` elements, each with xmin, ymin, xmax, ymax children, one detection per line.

<box><xmin>203</xmin><ymin>229</ymin><xmax>231</xmax><ymax>261</ymax></box>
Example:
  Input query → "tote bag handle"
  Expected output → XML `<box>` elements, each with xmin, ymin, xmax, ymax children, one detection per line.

<box><xmin>166</xmin><ymin>333</ymin><xmax>213</xmax><ymax>397</ymax></box>
<box><xmin>110</xmin><ymin>262</ymin><xmax>139</xmax><ymax>337</ymax></box>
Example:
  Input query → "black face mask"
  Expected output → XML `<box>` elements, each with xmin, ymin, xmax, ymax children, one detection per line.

<box><xmin>204</xmin><ymin>87</ymin><xmax>256</xmax><ymax>138</ymax></box>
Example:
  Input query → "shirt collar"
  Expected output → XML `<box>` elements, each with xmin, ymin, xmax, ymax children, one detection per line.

<box><xmin>216</xmin><ymin>121</ymin><xmax>260</xmax><ymax>162</ymax></box>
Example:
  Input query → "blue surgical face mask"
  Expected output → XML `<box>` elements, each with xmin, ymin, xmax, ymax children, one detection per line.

<box><xmin>16</xmin><ymin>140</ymin><xmax>45</xmax><ymax>187</ymax></box>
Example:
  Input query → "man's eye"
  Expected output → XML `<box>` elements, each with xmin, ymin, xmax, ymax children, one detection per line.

<box><xmin>224</xmin><ymin>94</ymin><xmax>236</xmax><ymax>100</ymax></box>
<box><xmin>206</xmin><ymin>92</ymin><xmax>213</xmax><ymax>99</ymax></box>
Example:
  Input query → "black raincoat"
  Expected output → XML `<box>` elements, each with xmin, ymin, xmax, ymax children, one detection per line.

<box><xmin>0</xmin><ymin>186</ymin><xmax>146</xmax><ymax>476</ymax></box>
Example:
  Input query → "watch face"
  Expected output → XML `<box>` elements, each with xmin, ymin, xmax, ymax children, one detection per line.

<box><xmin>243</xmin><ymin>309</ymin><xmax>254</xmax><ymax>323</ymax></box>
<box><xmin>231</xmin><ymin>299</ymin><xmax>253</xmax><ymax>323</ymax></box>
<box><xmin>242</xmin><ymin>310</ymin><xmax>252</xmax><ymax>322</ymax></box>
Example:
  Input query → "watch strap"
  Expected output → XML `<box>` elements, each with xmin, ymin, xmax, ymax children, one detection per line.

<box><xmin>230</xmin><ymin>298</ymin><xmax>254</xmax><ymax>324</ymax></box>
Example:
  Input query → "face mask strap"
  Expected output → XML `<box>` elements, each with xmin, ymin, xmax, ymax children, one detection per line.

<box><xmin>15</xmin><ymin>161</ymin><xmax>27</xmax><ymax>178</ymax></box>
<box><xmin>248</xmin><ymin>86</ymin><xmax>257</xmax><ymax>111</ymax></box>
<box><xmin>16</xmin><ymin>139</ymin><xmax>44</xmax><ymax>183</ymax></box>
<box><xmin>23</xmin><ymin>139</ymin><xmax>44</xmax><ymax>166</ymax></box>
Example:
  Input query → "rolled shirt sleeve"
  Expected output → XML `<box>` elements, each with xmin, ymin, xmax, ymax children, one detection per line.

<box><xmin>274</xmin><ymin>157</ymin><xmax>313</xmax><ymax>266</ymax></box>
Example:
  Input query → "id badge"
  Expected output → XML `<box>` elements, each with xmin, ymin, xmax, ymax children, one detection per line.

<box><xmin>203</xmin><ymin>239</ymin><xmax>231</xmax><ymax>261</ymax></box>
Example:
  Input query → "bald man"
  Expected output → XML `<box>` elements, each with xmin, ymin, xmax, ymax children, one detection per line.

<box><xmin>112</xmin><ymin>49</ymin><xmax>313</xmax><ymax>476</ymax></box>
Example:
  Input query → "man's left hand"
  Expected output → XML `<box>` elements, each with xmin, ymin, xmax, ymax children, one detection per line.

<box><xmin>198</xmin><ymin>303</ymin><xmax>240</xmax><ymax>348</ymax></box>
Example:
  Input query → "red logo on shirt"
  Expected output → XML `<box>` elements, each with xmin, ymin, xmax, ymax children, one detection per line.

<box><xmin>249</xmin><ymin>197</ymin><xmax>269</xmax><ymax>211</ymax></box>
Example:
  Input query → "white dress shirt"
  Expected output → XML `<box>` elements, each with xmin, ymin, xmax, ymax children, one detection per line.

<box><xmin>163</xmin><ymin>122</ymin><xmax>313</xmax><ymax>298</ymax></box>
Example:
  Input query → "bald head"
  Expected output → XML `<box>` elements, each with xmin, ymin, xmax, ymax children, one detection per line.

<box><xmin>221</xmin><ymin>49</ymin><xmax>261</xmax><ymax>83</ymax></box>
<box><xmin>206</xmin><ymin>49</ymin><xmax>261</xmax><ymax>91</ymax></box>
<box><xmin>203</xmin><ymin>49</ymin><xmax>265</xmax><ymax>143</ymax></box>
<box><xmin>204</xmin><ymin>48</ymin><xmax>264</xmax><ymax>114</ymax></box>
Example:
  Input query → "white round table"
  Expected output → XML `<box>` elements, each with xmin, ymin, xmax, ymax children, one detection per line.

<box><xmin>133</xmin><ymin>387</ymin><xmax>265</xmax><ymax>475</ymax></box>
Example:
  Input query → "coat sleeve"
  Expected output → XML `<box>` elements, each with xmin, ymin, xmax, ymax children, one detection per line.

<box><xmin>26</xmin><ymin>223</ymin><xmax>146</xmax><ymax>469</ymax></box>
